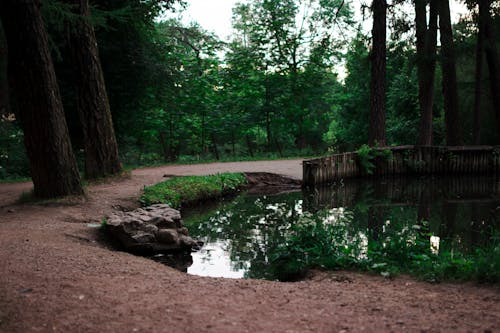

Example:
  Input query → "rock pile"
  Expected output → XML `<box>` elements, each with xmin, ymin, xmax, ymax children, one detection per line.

<box><xmin>105</xmin><ymin>204</ymin><xmax>201</xmax><ymax>254</ymax></box>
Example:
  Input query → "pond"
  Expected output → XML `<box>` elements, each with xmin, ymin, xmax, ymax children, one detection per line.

<box><xmin>155</xmin><ymin>175</ymin><xmax>500</xmax><ymax>282</ymax></box>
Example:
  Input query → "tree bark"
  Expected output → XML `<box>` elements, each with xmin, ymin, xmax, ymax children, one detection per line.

<box><xmin>480</xmin><ymin>0</ymin><xmax>500</xmax><ymax>144</ymax></box>
<box><xmin>416</xmin><ymin>0</ymin><xmax>438</xmax><ymax>146</ymax></box>
<box><xmin>66</xmin><ymin>0</ymin><xmax>122</xmax><ymax>179</ymax></box>
<box><xmin>0</xmin><ymin>20</ymin><xmax>9</xmax><ymax>115</ymax></box>
<box><xmin>438</xmin><ymin>0</ymin><xmax>462</xmax><ymax>146</ymax></box>
<box><xmin>0</xmin><ymin>0</ymin><xmax>83</xmax><ymax>198</ymax></box>
<box><xmin>368</xmin><ymin>0</ymin><xmax>387</xmax><ymax>147</ymax></box>
<box><xmin>473</xmin><ymin>0</ymin><xmax>485</xmax><ymax>145</ymax></box>
<box><xmin>210</xmin><ymin>132</ymin><xmax>220</xmax><ymax>160</ymax></box>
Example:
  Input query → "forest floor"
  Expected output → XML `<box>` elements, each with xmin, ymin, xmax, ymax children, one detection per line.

<box><xmin>0</xmin><ymin>159</ymin><xmax>499</xmax><ymax>333</ymax></box>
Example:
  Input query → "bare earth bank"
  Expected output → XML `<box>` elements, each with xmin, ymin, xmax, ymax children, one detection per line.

<box><xmin>0</xmin><ymin>159</ymin><xmax>498</xmax><ymax>333</ymax></box>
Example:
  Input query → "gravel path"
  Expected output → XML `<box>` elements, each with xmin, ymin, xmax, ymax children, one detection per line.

<box><xmin>0</xmin><ymin>159</ymin><xmax>499</xmax><ymax>333</ymax></box>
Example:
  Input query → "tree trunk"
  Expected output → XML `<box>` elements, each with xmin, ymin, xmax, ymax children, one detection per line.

<box><xmin>473</xmin><ymin>1</ymin><xmax>485</xmax><ymax>145</ymax></box>
<box><xmin>264</xmin><ymin>79</ymin><xmax>272</xmax><ymax>151</ymax></box>
<box><xmin>0</xmin><ymin>0</ymin><xmax>83</xmax><ymax>197</ymax></box>
<box><xmin>0</xmin><ymin>20</ymin><xmax>9</xmax><ymax>115</ymax></box>
<box><xmin>246</xmin><ymin>135</ymin><xmax>254</xmax><ymax>157</ymax></box>
<box><xmin>438</xmin><ymin>0</ymin><xmax>462</xmax><ymax>146</ymax></box>
<box><xmin>480</xmin><ymin>0</ymin><xmax>500</xmax><ymax>144</ymax></box>
<box><xmin>66</xmin><ymin>0</ymin><xmax>122</xmax><ymax>179</ymax></box>
<box><xmin>416</xmin><ymin>0</ymin><xmax>438</xmax><ymax>146</ymax></box>
<box><xmin>368</xmin><ymin>0</ymin><xmax>387</xmax><ymax>147</ymax></box>
<box><xmin>210</xmin><ymin>132</ymin><xmax>220</xmax><ymax>160</ymax></box>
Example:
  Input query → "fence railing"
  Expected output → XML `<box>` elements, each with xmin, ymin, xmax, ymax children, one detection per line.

<box><xmin>303</xmin><ymin>145</ymin><xmax>500</xmax><ymax>186</ymax></box>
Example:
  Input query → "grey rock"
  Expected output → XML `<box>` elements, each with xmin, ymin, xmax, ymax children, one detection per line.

<box><xmin>157</xmin><ymin>229</ymin><xmax>179</xmax><ymax>245</ymax></box>
<box><xmin>179</xmin><ymin>235</ymin><xmax>198</xmax><ymax>247</ymax></box>
<box><xmin>178</xmin><ymin>227</ymin><xmax>189</xmax><ymax>236</ymax></box>
<box><xmin>132</xmin><ymin>232</ymin><xmax>156</xmax><ymax>243</ymax></box>
<box><xmin>105</xmin><ymin>204</ymin><xmax>198</xmax><ymax>254</ymax></box>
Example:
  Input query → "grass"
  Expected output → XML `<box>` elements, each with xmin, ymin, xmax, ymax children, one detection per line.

<box><xmin>140</xmin><ymin>173</ymin><xmax>248</xmax><ymax>209</ymax></box>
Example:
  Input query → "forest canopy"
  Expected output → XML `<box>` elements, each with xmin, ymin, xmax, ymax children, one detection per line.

<box><xmin>0</xmin><ymin>0</ymin><xmax>499</xmax><ymax>187</ymax></box>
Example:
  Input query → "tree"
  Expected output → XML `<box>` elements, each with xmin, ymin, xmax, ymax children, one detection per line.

<box><xmin>65</xmin><ymin>0</ymin><xmax>122</xmax><ymax>179</ymax></box>
<box><xmin>473</xmin><ymin>0</ymin><xmax>485</xmax><ymax>144</ymax></box>
<box><xmin>231</xmin><ymin>0</ymin><xmax>352</xmax><ymax>150</ymax></box>
<box><xmin>479</xmin><ymin>0</ymin><xmax>500</xmax><ymax>144</ymax></box>
<box><xmin>0</xmin><ymin>0</ymin><xmax>83</xmax><ymax>197</ymax></box>
<box><xmin>439</xmin><ymin>0</ymin><xmax>462</xmax><ymax>145</ymax></box>
<box><xmin>368</xmin><ymin>0</ymin><xmax>387</xmax><ymax>146</ymax></box>
<box><xmin>0</xmin><ymin>21</ymin><xmax>8</xmax><ymax>115</ymax></box>
<box><xmin>415</xmin><ymin>0</ymin><xmax>438</xmax><ymax>146</ymax></box>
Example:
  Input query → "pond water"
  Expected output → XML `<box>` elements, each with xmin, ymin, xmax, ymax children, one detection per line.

<box><xmin>158</xmin><ymin>176</ymin><xmax>500</xmax><ymax>281</ymax></box>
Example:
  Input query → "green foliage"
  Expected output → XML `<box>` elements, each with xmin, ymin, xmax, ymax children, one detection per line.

<box><xmin>184</xmin><ymin>182</ymin><xmax>500</xmax><ymax>283</ymax></box>
<box><xmin>277</xmin><ymin>215</ymin><xmax>500</xmax><ymax>283</ymax></box>
<box><xmin>356</xmin><ymin>144</ymin><xmax>392</xmax><ymax>175</ymax></box>
<box><xmin>4</xmin><ymin>0</ymin><xmax>500</xmax><ymax>182</ymax></box>
<box><xmin>140</xmin><ymin>173</ymin><xmax>247</xmax><ymax>208</ymax></box>
<box><xmin>0</xmin><ymin>116</ymin><xmax>30</xmax><ymax>180</ymax></box>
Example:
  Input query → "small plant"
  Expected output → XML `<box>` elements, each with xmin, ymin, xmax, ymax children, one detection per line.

<box><xmin>356</xmin><ymin>144</ymin><xmax>392</xmax><ymax>175</ymax></box>
<box><xmin>100</xmin><ymin>217</ymin><xmax>108</xmax><ymax>228</ymax></box>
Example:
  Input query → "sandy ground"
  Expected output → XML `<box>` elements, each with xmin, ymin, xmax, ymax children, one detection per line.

<box><xmin>0</xmin><ymin>159</ymin><xmax>499</xmax><ymax>333</ymax></box>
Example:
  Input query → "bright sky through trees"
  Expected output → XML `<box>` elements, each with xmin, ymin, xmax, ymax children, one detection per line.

<box><xmin>167</xmin><ymin>0</ymin><xmax>469</xmax><ymax>41</ymax></box>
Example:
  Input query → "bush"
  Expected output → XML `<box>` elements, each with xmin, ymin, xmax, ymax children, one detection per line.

<box><xmin>274</xmin><ymin>214</ymin><xmax>500</xmax><ymax>283</ymax></box>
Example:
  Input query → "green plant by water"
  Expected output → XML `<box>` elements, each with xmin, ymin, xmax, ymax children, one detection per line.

<box><xmin>183</xmin><ymin>179</ymin><xmax>500</xmax><ymax>283</ymax></box>
<box><xmin>140</xmin><ymin>173</ymin><xmax>247</xmax><ymax>209</ymax></box>
<box><xmin>356</xmin><ymin>144</ymin><xmax>392</xmax><ymax>175</ymax></box>
<box><xmin>276</xmin><ymin>214</ymin><xmax>500</xmax><ymax>283</ymax></box>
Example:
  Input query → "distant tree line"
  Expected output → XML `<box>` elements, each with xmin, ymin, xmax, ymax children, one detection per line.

<box><xmin>0</xmin><ymin>0</ymin><xmax>499</xmax><ymax>197</ymax></box>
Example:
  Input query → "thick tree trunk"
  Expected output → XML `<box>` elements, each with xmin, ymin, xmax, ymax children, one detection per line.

<box><xmin>416</xmin><ymin>0</ymin><xmax>438</xmax><ymax>146</ymax></box>
<box><xmin>368</xmin><ymin>0</ymin><xmax>387</xmax><ymax>147</ymax></box>
<box><xmin>0</xmin><ymin>0</ymin><xmax>83</xmax><ymax>198</ymax></box>
<box><xmin>66</xmin><ymin>0</ymin><xmax>122</xmax><ymax>179</ymax></box>
<box><xmin>0</xmin><ymin>20</ymin><xmax>8</xmax><ymax>115</ymax></box>
<box><xmin>480</xmin><ymin>0</ymin><xmax>500</xmax><ymax>144</ymax></box>
<box><xmin>473</xmin><ymin>2</ymin><xmax>485</xmax><ymax>145</ymax></box>
<box><xmin>438</xmin><ymin>0</ymin><xmax>462</xmax><ymax>146</ymax></box>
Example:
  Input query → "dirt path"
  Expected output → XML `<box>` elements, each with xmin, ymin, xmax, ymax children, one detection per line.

<box><xmin>0</xmin><ymin>160</ymin><xmax>498</xmax><ymax>333</ymax></box>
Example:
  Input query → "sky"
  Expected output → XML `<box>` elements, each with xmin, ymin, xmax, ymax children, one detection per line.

<box><xmin>166</xmin><ymin>0</ymin><xmax>236</xmax><ymax>40</ymax></box>
<box><xmin>165</xmin><ymin>0</ymin><xmax>469</xmax><ymax>42</ymax></box>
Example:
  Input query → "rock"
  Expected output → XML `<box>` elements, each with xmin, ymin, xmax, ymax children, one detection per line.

<box><xmin>157</xmin><ymin>229</ymin><xmax>179</xmax><ymax>245</ymax></box>
<box><xmin>179</xmin><ymin>235</ymin><xmax>198</xmax><ymax>247</ymax></box>
<box><xmin>105</xmin><ymin>204</ymin><xmax>199</xmax><ymax>254</ymax></box>
<box><xmin>178</xmin><ymin>227</ymin><xmax>189</xmax><ymax>236</ymax></box>
<box><xmin>132</xmin><ymin>232</ymin><xmax>156</xmax><ymax>243</ymax></box>
<box><xmin>155</xmin><ymin>217</ymin><xmax>177</xmax><ymax>229</ymax></box>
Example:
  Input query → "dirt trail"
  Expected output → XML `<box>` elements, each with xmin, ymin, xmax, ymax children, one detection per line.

<box><xmin>0</xmin><ymin>159</ymin><xmax>499</xmax><ymax>333</ymax></box>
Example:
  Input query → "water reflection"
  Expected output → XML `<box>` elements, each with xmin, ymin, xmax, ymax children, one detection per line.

<box><xmin>177</xmin><ymin>176</ymin><xmax>499</xmax><ymax>281</ymax></box>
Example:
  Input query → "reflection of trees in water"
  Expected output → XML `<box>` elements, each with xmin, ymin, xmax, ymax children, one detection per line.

<box><xmin>184</xmin><ymin>176</ymin><xmax>499</xmax><ymax>280</ymax></box>
<box><xmin>304</xmin><ymin>175</ymin><xmax>499</xmax><ymax>247</ymax></box>
<box><xmin>186</xmin><ymin>192</ymin><xmax>304</xmax><ymax>279</ymax></box>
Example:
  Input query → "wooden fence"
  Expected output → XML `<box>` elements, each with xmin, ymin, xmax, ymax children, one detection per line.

<box><xmin>303</xmin><ymin>145</ymin><xmax>500</xmax><ymax>186</ymax></box>
<box><xmin>302</xmin><ymin>175</ymin><xmax>500</xmax><ymax>210</ymax></box>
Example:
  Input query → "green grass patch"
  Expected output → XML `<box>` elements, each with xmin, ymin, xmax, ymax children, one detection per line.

<box><xmin>140</xmin><ymin>173</ymin><xmax>247</xmax><ymax>209</ymax></box>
